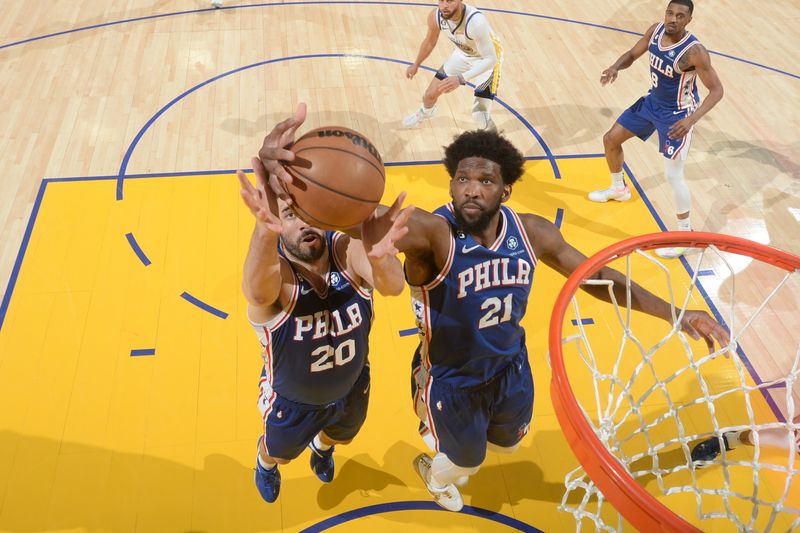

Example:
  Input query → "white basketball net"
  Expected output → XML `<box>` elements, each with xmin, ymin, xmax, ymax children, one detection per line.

<box><xmin>557</xmin><ymin>243</ymin><xmax>800</xmax><ymax>532</ymax></box>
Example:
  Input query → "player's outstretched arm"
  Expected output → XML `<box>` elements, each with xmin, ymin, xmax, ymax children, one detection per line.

<box><xmin>238</xmin><ymin>157</ymin><xmax>285</xmax><ymax>322</ymax></box>
<box><xmin>600</xmin><ymin>23</ymin><xmax>658</xmax><ymax>85</ymax></box>
<box><xmin>346</xmin><ymin>192</ymin><xmax>415</xmax><ymax>296</ymax></box>
<box><xmin>523</xmin><ymin>214</ymin><xmax>730</xmax><ymax>353</ymax></box>
<box><xmin>407</xmin><ymin>9</ymin><xmax>441</xmax><ymax>79</ymax></box>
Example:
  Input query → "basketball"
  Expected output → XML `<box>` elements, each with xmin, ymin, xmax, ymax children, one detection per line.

<box><xmin>281</xmin><ymin>126</ymin><xmax>385</xmax><ymax>230</ymax></box>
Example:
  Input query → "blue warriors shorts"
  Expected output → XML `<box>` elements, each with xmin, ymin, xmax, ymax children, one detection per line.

<box><xmin>412</xmin><ymin>351</ymin><xmax>534</xmax><ymax>468</ymax></box>
<box><xmin>617</xmin><ymin>94</ymin><xmax>694</xmax><ymax>161</ymax></box>
<box><xmin>258</xmin><ymin>364</ymin><xmax>370</xmax><ymax>460</ymax></box>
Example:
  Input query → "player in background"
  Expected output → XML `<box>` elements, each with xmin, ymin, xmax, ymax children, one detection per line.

<box><xmin>402</xmin><ymin>0</ymin><xmax>503</xmax><ymax>131</ymax></box>
<box><xmin>589</xmin><ymin>0</ymin><xmax>724</xmax><ymax>258</ymax></box>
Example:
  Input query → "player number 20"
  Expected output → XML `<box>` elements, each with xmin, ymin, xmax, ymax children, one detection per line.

<box><xmin>478</xmin><ymin>294</ymin><xmax>513</xmax><ymax>329</ymax></box>
<box><xmin>310</xmin><ymin>339</ymin><xmax>356</xmax><ymax>372</ymax></box>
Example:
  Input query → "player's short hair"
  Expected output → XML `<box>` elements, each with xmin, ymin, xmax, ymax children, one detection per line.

<box><xmin>443</xmin><ymin>130</ymin><xmax>525</xmax><ymax>186</ymax></box>
<box><xmin>668</xmin><ymin>0</ymin><xmax>694</xmax><ymax>15</ymax></box>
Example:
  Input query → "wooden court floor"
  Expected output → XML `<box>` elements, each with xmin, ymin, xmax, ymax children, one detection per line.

<box><xmin>0</xmin><ymin>1</ymin><xmax>798</xmax><ymax>531</ymax></box>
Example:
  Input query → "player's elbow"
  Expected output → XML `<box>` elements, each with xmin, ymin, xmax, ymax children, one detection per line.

<box><xmin>376</xmin><ymin>279</ymin><xmax>405</xmax><ymax>297</ymax></box>
<box><xmin>242</xmin><ymin>280</ymin><xmax>278</xmax><ymax>308</ymax></box>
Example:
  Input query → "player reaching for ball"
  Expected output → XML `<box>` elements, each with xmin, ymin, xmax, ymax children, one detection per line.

<box><xmin>237</xmin><ymin>123</ymin><xmax>414</xmax><ymax>503</ymax></box>
<box><xmin>259</xmin><ymin>104</ymin><xmax>730</xmax><ymax>512</ymax></box>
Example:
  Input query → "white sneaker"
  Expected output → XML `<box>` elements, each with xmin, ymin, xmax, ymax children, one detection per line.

<box><xmin>402</xmin><ymin>107</ymin><xmax>435</xmax><ymax>128</ymax></box>
<box><xmin>654</xmin><ymin>246</ymin><xmax>688</xmax><ymax>259</ymax></box>
<box><xmin>413</xmin><ymin>453</ymin><xmax>464</xmax><ymax>512</ymax></box>
<box><xmin>211</xmin><ymin>0</ymin><xmax>223</xmax><ymax>7</ymax></box>
<box><xmin>588</xmin><ymin>185</ymin><xmax>631</xmax><ymax>203</ymax></box>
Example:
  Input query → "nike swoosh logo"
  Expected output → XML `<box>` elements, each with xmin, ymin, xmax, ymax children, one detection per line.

<box><xmin>462</xmin><ymin>245</ymin><xmax>481</xmax><ymax>253</ymax></box>
<box><xmin>673</xmin><ymin>110</ymin><xmax>685</xmax><ymax>115</ymax></box>
<box><xmin>300</xmin><ymin>286</ymin><xmax>313</xmax><ymax>295</ymax></box>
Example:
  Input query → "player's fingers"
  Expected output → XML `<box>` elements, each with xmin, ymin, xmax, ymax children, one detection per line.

<box><xmin>236</xmin><ymin>169</ymin><xmax>256</xmax><ymax>193</ymax></box>
<box><xmin>393</xmin><ymin>205</ymin><xmax>415</xmax><ymax>228</ymax></box>
<box><xmin>387</xmin><ymin>191</ymin><xmax>408</xmax><ymax>218</ymax></box>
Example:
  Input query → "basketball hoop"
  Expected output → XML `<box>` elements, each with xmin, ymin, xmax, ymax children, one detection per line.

<box><xmin>549</xmin><ymin>232</ymin><xmax>800</xmax><ymax>531</ymax></box>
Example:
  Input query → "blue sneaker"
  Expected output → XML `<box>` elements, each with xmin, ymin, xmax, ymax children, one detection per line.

<box><xmin>309</xmin><ymin>441</ymin><xmax>335</xmax><ymax>483</ymax></box>
<box><xmin>254</xmin><ymin>438</ymin><xmax>281</xmax><ymax>503</ymax></box>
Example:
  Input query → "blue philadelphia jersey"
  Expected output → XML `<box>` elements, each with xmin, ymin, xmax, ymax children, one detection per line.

<box><xmin>252</xmin><ymin>232</ymin><xmax>373</xmax><ymax>405</ymax></box>
<box><xmin>410</xmin><ymin>204</ymin><xmax>536</xmax><ymax>387</ymax></box>
<box><xmin>648</xmin><ymin>22</ymin><xmax>701</xmax><ymax>110</ymax></box>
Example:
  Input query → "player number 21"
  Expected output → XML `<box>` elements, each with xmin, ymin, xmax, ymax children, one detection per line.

<box><xmin>310</xmin><ymin>339</ymin><xmax>356</xmax><ymax>372</ymax></box>
<box><xmin>478</xmin><ymin>294</ymin><xmax>513</xmax><ymax>329</ymax></box>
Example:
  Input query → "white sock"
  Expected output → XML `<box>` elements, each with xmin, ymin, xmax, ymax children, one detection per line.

<box><xmin>313</xmin><ymin>434</ymin><xmax>332</xmax><ymax>451</ymax></box>
<box><xmin>257</xmin><ymin>454</ymin><xmax>277</xmax><ymax>470</ymax></box>
<box><xmin>677</xmin><ymin>217</ymin><xmax>692</xmax><ymax>231</ymax></box>
<box><xmin>725</xmin><ymin>430</ymin><xmax>743</xmax><ymax>448</ymax></box>
<box><xmin>610</xmin><ymin>171</ymin><xmax>625</xmax><ymax>189</ymax></box>
<box><xmin>422</xmin><ymin>105</ymin><xmax>435</xmax><ymax>116</ymax></box>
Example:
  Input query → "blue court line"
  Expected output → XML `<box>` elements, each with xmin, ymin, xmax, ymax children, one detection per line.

<box><xmin>571</xmin><ymin>318</ymin><xmax>594</xmax><ymax>326</ymax></box>
<box><xmin>2</xmin><ymin>2</ymin><xmax>796</xmax><ymax>80</ymax></box>
<box><xmin>115</xmin><ymin>54</ymin><xmax>558</xmax><ymax>200</ymax></box>
<box><xmin>130</xmin><ymin>348</ymin><xmax>156</xmax><ymax>357</ymax></box>
<box><xmin>124</xmin><ymin>232</ymin><xmax>151</xmax><ymax>266</ymax></box>
<box><xmin>623</xmin><ymin>164</ymin><xmax>784</xmax><ymax>422</ymax></box>
<box><xmin>554</xmin><ymin>207</ymin><xmax>565</xmax><ymax>229</ymax></box>
<box><xmin>0</xmin><ymin>181</ymin><xmax>48</xmax><ymax>332</ymax></box>
<box><xmin>300</xmin><ymin>500</ymin><xmax>544</xmax><ymax>533</ymax></box>
<box><xmin>399</xmin><ymin>328</ymin><xmax>417</xmax><ymax>337</ymax></box>
<box><xmin>698</xmin><ymin>269</ymin><xmax>715</xmax><ymax>276</ymax></box>
<box><xmin>46</xmin><ymin>152</ymin><xmax>600</xmax><ymax>183</ymax></box>
<box><xmin>179</xmin><ymin>292</ymin><xmax>229</xmax><ymax>319</ymax></box>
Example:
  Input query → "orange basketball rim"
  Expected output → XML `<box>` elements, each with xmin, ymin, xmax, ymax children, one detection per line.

<box><xmin>548</xmin><ymin>231</ymin><xmax>800</xmax><ymax>532</ymax></box>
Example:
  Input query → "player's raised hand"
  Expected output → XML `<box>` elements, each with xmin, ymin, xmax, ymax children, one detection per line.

<box><xmin>600</xmin><ymin>67</ymin><xmax>619</xmax><ymax>86</ymax></box>
<box><xmin>237</xmin><ymin>157</ymin><xmax>282</xmax><ymax>234</ymax></box>
<box><xmin>258</xmin><ymin>102</ymin><xmax>307</xmax><ymax>204</ymax></box>
<box><xmin>406</xmin><ymin>64</ymin><xmax>419</xmax><ymax>79</ymax></box>
<box><xmin>680</xmin><ymin>310</ymin><xmax>731</xmax><ymax>355</ymax></box>
<box><xmin>438</xmin><ymin>75</ymin><xmax>462</xmax><ymax>94</ymax></box>
<box><xmin>362</xmin><ymin>192</ymin><xmax>415</xmax><ymax>261</ymax></box>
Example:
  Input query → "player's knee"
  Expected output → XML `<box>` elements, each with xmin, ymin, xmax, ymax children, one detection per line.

<box><xmin>603</xmin><ymin>129</ymin><xmax>621</xmax><ymax>149</ymax></box>
<box><xmin>663</xmin><ymin>158</ymin><xmax>685</xmax><ymax>183</ymax></box>
<box><xmin>487</xmin><ymin>441</ymin><xmax>520</xmax><ymax>455</ymax></box>
<box><xmin>431</xmin><ymin>452</ymin><xmax>481</xmax><ymax>485</ymax></box>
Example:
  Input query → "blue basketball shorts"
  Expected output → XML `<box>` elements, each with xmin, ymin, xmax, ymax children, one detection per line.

<box><xmin>258</xmin><ymin>364</ymin><xmax>370</xmax><ymax>460</ymax></box>
<box><xmin>617</xmin><ymin>94</ymin><xmax>694</xmax><ymax>161</ymax></box>
<box><xmin>411</xmin><ymin>351</ymin><xmax>534</xmax><ymax>468</ymax></box>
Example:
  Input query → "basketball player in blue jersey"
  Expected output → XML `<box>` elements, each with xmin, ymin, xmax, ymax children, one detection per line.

<box><xmin>237</xmin><ymin>127</ymin><xmax>413</xmax><ymax>503</ymax></box>
<box><xmin>258</xmin><ymin>105</ymin><xmax>731</xmax><ymax>512</ymax></box>
<box><xmin>589</xmin><ymin>0</ymin><xmax>724</xmax><ymax>259</ymax></box>
<box><xmin>402</xmin><ymin>0</ymin><xmax>503</xmax><ymax>131</ymax></box>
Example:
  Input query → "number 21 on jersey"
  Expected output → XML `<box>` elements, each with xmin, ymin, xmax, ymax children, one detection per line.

<box><xmin>478</xmin><ymin>293</ymin><xmax>513</xmax><ymax>329</ymax></box>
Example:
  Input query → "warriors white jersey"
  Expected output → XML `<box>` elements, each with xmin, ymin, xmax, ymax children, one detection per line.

<box><xmin>437</xmin><ymin>3</ymin><xmax>500</xmax><ymax>59</ymax></box>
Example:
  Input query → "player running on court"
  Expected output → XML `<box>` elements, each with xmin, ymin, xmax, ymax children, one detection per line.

<box><xmin>589</xmin><ymin>0</ymin><xmax>724</xmax><ymax>259</ymax></box>
<box><xmin>402</xmin><ymin>0</ymin><xmax>503</xmax><ymax>131</ymax></box>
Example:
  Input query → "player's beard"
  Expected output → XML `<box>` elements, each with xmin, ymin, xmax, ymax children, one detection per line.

<box><xmin>282</xmin><ymin>230</ymin><xmax>326</xmax><ymax>262</ymax></box>
<box><xmin>454</xmin><ymin>198</ymin><xmax>502</xmax><ymax>234</ymax></box>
